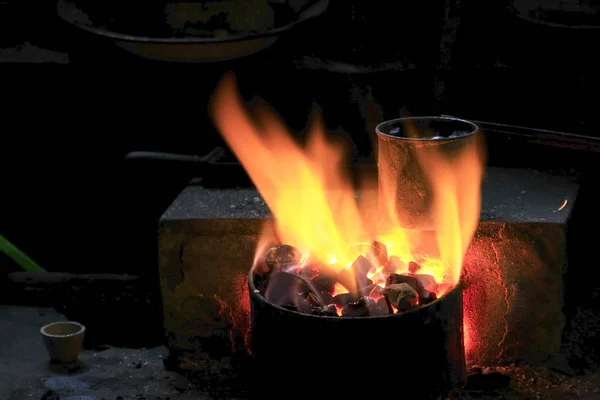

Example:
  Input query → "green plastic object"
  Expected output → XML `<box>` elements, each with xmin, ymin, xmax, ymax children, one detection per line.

<box><xmin>0</xmin><ymin>235</ymin><xmax>47</xmax><ymax>272</ymax></box>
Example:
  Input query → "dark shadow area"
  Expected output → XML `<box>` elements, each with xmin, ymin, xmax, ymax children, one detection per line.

<box><xmin>2</xmin><ymin>1</ymin><xmax>600</xmax><ymax>399</ymax></box>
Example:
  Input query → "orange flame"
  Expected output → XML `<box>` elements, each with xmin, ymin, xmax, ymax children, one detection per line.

<box><xmin>210</xmin><ymin>72</ymin><xmax>485</xmax><ymax>289</ymax></box>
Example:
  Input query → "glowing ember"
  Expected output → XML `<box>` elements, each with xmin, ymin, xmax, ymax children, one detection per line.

<box><xmin>558</xmin><ymin>199</ymin><xmax>568</xmax><ymax>211</ymax></box>
<box><xmin>210</xmin><ymin>72</ymin><xmax>485</xmax><ymax>317</ymax></box>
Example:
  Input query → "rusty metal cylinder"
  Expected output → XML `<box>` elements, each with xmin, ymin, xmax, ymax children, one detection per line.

<box><xmin>376</xmin><ymin>116</ymin><xmax>480</xmax><ymax>231</ymax></box>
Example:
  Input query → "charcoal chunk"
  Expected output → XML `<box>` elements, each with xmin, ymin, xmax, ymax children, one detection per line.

<box><xmin>359</xmin><ymin>283</ymin><xmax>379</xmax><ymax>297</ymax></box>
<box><xmin>376</xmin><ymin>296</ymin><xmax>393</xmax><ymax>314</ymax></box>
<box><xmin>413</xmin><ymin>274</ymin><xmax>439</xmax><ymax>292</ymax></box>
<box><xmin>369</xmin><ymin>298</ymin><xmax>390</xmax><ymax>316</ymax></box>
<box><xmin>303</xmin><ymin>261</ymin><xmax>340</xmax><ymax>280</ymax></box>
<box><xmin>408</xmin><ymin>261</ymin><xmax>421</xmax><ymax>274</ymax></box>
<box><xmin>332</xmin><ymin>293</ymin><xmax>357</xmax><ymax>307</ymax></box>
<box><xmin>386</xmin><ymin>273</ymin><xmax>419</xmax><ymax>290</ymax></box>
<box><xmin>264</xmin><ymin>272</ymin><xmax>310</xmax><ymax>308</ymax></box>
<box><xmin>337</xmin><ymin>269</ymin><xmax>356</xmax><ymax>293</ymax></box>
<box><xmin>265</xmin><ymin>245</ymin><xmax>303</xmax><ymax>271</ymax></box>
<box><xmin>281</xmin><ymin>296</ymin><xmax>310</xmax><ymax>313</ymax></box>
<box><xmin>381</xmin><ymin>283</ymin><xmax>419</xmax><ymax>312</ymax></box>
<box><xmin>307</xmin><ymin>290</ymin><xmax>333</xmax><ymax>306</ymax></box>
<box><xmin>351</xmin><ymin>255</ymin><xmax>374</xmax><ymax>277</ymax></box>
<box><xmin>371</xmin><ymin>241</ymin><xmax>388</xmax><ymax>266</ymax></box>
<box><xmin>339</xmin><ymin>255</ymin><xmax>375</xmax><ymax>293</ymax></box>
<box><xmin>387</xmin><ymin>272</ymin><xmax>435</xmax><ymax>302</ymax></box>
<box><xmin>312</xmin><ymin>275</ymin><xmax>336</xmax><ymax>293</ymax></box>
<box><xmin>369</xmin><ymin>285</ymin><xmax>383</xmax><ymax>297</ymax></box>
<box><xmin>299</xmin><ymin>265</ymin><xmax>319</xmax><ymax>280</ymax></box>
<box><xmin>341</xmin><ymin>296</ymin><xmax>377</xmax><ymax>317</ymax></box>
<box><xmin>420</xmin><ymin>291</ymin><xmax>437</xmax><ymax>306</ymax></box>
<box><xmin>311</xmin><ymin>304</ymin><xmax>338</xmax><ymax>317</ymax></box>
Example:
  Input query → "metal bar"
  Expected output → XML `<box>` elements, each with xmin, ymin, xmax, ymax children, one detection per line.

<box><xmin>441</xmin><ymin>115</ymin><xmax>600</xmax><ymax>153</ymax></box>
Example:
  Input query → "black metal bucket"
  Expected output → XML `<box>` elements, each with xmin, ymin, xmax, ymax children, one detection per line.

<box><xmin>248</xmin><ymin>264</ymin><xmax>466</xmax><ymax>398</ymax></box>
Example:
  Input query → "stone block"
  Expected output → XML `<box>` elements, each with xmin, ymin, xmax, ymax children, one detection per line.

<box><xmin>158</xmin><ymin>168</ymin><xmax>577</xmax><ymax>368</ymax></box>
<box><xmin>463</xmin><ymin>222</ymin><xmax>567</xmax><ymax>365</ymax></box>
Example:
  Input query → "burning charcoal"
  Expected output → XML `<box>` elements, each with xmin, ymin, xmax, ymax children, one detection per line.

<box><xmin>384</xmin><ymin>255</ymin><xmax>407</xmax><ymax>274</ymax></box>
<box><xmin>359</xmin><ymin>283</ymin><xmax>379</xmax><ymax>297</ymax></box>
<box><xmin>387</xmin><ymin>273</ymin><xmax>435</xmax><ymax>302</ymax></box>
<box><xmin>311</xmin><ymin>304</ymin><xmax>338</xmax><ymax>317</ymax></box>
<box><xmin>369</xmin><ymin>299</ymin><xmax>391</xmax><ymax>316</ymax></box>
<box><xmin>377</xmin><ymin>296</ymin><xmax>393</xmax><ymax>314</ymax></box>
<box><xmin>371</xmin><ymin>241</ymin><xmax>388</xmax><ymax>266</ymax></box>
<box><xmin>320</xmin><ymin>291</ymin><xmax>334</xmax><ymax>305</ymax></box>
<box><xmin>412</xmin><ymin>274</ymin><xmax>439</xmax><ymax>292</ymax></box>
<box><xmin>369</xmin><ymin>285</ymin><xmax>383</xmax><ymax>297</ymax></box>
<box><xmin>381</xmin><ymin>283</ymin><xmax>419</xmax><ymax>312</ymax></box>
<box><xmin>351</xmin><ymin>255</ymin><xmax>374</xmax><ymax>277</ymax></box>
<box><xmin>341</xmin><ymin>296</ymin><xmax>377</xmax><ymax>317</ymax></box>
<box><xmin>337</xmin><ymin>269</ymin><xmax>356</xmax><ymax>294</ymax></box>
<box><xmin>332</xmin><ymin>293</ymin><xmax>357</xmax><ymax>307</ymax></box>
<box><xmin>338</xmin><ymin>272</ymin><xmax>373</xmax><ymax>293</ymax></box>
<box><xmin>340</xmin><ymin>255</ymin><xmax>375</xmax><ymax>292</ymax></box>
<box><xmin>265</xmin><ymin>245</ymin><xmax>303</xmax><ymax>272</ymax></box>
<box><xmin>264</xmin><ymin>272</ymin><xmax>310</xmax><ymax>307</ymax></box>
<box><xmin>312</xmin><ymin>275</ymin><xmax>336</xmax><ymax>293</ymax></box>
<box><xmin>320</xmin><ymin>263</ymin><xmax>343</xmax><ymax>278</ymax></box>
<box><xmin>299</xmin><ymin>265</ymin><xmax>319</xmax><ymax>280</ymax></box>
<box><xmin>408</xmin><ymin>261</ymin><xmax>421</xmax><ymax>274</ymax></box>
<box><xmin>303</xmin><ymin>261</ymin><xmax>338</xmax><ymax>279</ymax></box>
<box><xmin>420</xmin><ymin>291</ymin><xmax>437</xmax><ymax>306</ymax></box>
<box><xmin>386</xmin><ymin>273</ymin><xmax>419</xmax><ymax>290</ymax></box>
<box><xmin>307</xmin><ymin>290</ymin><xmax>333</xmax><ymax>307</ymax></box>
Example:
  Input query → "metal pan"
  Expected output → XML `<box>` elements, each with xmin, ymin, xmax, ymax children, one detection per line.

<box><xmin>56</xmin><ymin>0</ymin><xmax>329</xmax><ymax>62</ymax></box>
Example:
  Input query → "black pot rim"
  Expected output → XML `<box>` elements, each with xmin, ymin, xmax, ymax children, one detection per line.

<box><xmin>248</xmin><ymin>263</ymin><xmax>462</xmax><ymax>320</ymax></box>
<box><xmin>375</xmin><ymin>116</ymin><xmax>479</xmax><ymax>143</ymax></box>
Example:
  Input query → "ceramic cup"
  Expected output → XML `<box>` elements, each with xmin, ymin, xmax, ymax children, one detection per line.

<box><xmin>40</xmin><ymin>321</ymin><xmax>86</xmax><ymax>363</ymax></box>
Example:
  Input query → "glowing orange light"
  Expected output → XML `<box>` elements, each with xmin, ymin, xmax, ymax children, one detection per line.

<box><xmin>558</xmin><ymin>199</ymin><xmax>568</xmax><ymax>211</ymax></box>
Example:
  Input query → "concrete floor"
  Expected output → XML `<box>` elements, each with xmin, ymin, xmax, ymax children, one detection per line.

<box><xmin>4</xmin><ymin>305</ymin><xmax>600</xmax><ymax>400</ymax></box>
<box><xmin>0</xmin><ymin>306</ymin><xmax>210</xmax><ymax>400</ymax></box>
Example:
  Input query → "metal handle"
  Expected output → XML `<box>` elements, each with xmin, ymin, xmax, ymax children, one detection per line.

<box><xmin>441</xmin><ymin>115</ymin><xmax>600</xmax><ymax>153</ymax></box>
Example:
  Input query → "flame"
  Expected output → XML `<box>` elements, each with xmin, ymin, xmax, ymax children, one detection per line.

<box><xmin>210</xmin><ymin>72</ymin><xmax>485</xmax><ymax>290</ymax></box>
<box><xmin>332</xmin><ymin>282</ymin><xmax>349</xmax><ymax>297</ymax></box>
<box><xmin>405</xmin><ymin>120</ymin><xmax>486</xmax><ymax>284</ymax></box>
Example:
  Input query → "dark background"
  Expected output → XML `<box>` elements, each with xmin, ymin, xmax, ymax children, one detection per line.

<box><xmin>1</xmin><ymin>0</ymin><xmax>599</xmax><ymax>281</ymax></box>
